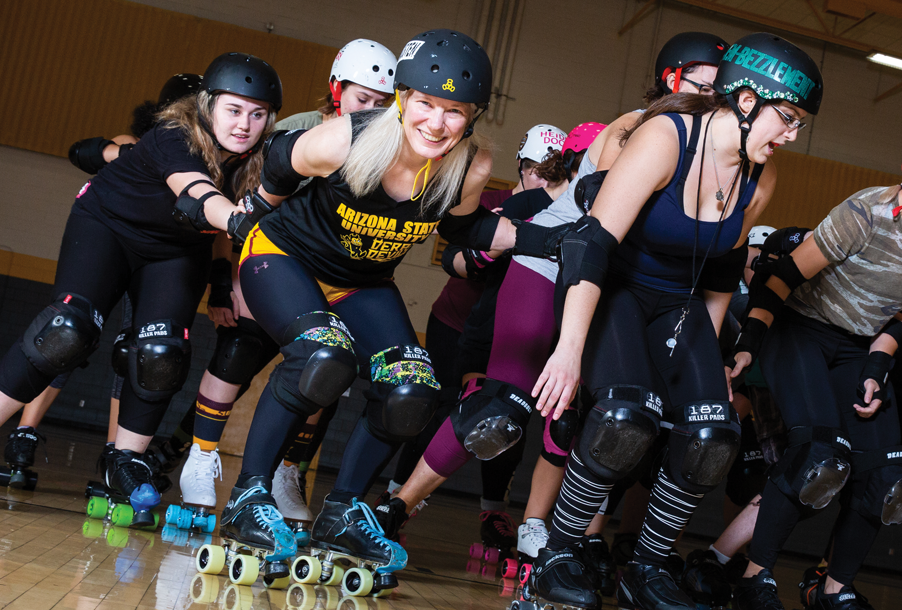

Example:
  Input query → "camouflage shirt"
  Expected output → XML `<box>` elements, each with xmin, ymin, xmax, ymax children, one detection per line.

<box><xmin>786</xmin><ymin>186</ymin><xmax>902</xmax><ymax>336</ymax></box>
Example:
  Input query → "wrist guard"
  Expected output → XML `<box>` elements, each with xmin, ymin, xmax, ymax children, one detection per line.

<box><xmin>727</xmin><ymin>317</ymin><xmax>768</xmax><ymax>368</ymax></box>
<box><xmin>462</xmin><ymin>248</ymin><xmax>495</xmax><ymax>281</ymax></box>
<box><xmin>511</xmin><ymin>219</ymin><xmax>572</xmax><ymax>260</ymax></box>
<box><xmin>858</xmin><ymin>351</ymin><xmax>894</xmax><ymax>403</ymax></box>
<box><xmin>228</xmin><ymin>190</ymin><xmax>275</xmax><ymax>246</ymax></box>
<box><xmin>68</xmin><ymin>137</ymin><xmax>114</xmax><ymax>174</ymax></box>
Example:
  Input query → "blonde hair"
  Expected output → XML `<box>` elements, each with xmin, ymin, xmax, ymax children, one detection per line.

<box><xmin>341</xmin><ymin>91</ymin><xmax>489</xmax><ymax>218</ymax></box>
<box><xmin>158</xmin><ymin>91</ymin><xmax>277</xmax><ymax>198</ymax></box>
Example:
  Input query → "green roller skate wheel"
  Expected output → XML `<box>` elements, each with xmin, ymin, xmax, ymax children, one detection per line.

<box><xmin>86</xmin><ymin>496</ymin><xmax>109</xmax><ymax>519</ymax></box>
<box><xmin>111</xmin><ymin>503</ymin><xmax>134</xmax><ymax>527</ymax></box>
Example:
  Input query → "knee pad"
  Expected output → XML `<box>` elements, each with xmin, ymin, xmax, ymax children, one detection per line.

<box><xmin>725</xmin><ymin>417</ymin><xmax>768</xmax><ymax>506</ymax></box>
<box><xmin>772</xmin><ymin>427</ymin><xmax>851</xmax><ymax>510</ymax></box>
<box><xmin>852</xmin><ymin>447</ymin><xmax>902</xmax><ymax>525</ymax></box>
<box><xmin>128</xmin><ymin>320</ymin><xmax>192</xmax><ymax>401</ymax></box>
<box><xmin>111</xmin><ymin>330</ymin><xmax>131</xmax><ymax>378</ymax></box>
<box><xmin>666</xmin><ymin>401</ymin><xmax>741</xmax><ymax>494</ymax></box>
<box><xmin>207</xmin><ymin>318</ymin><xmax>276</xmax><ymax>385</ymax></box>
<box><xmin>21</xmin><ymin>293</ymin><xmax>103</xmax><ymax>376</ymax></box>
<box><xmin>575</xmin><ymin>385</ymin><xmax>663</xmax><ymax>480</ymax></box>
<box><xmin>546</xmin><ymin>407</ymin><xmax>580</xmax><ymax>456</ymax></box>
<box><xmin>270</xmin><ymin>311</ymin><xmax>357</xmax><ymax>414</ymax></box>
<box><xmin>450</xmin><ymin>378</ymin><xmax>535</xmax><ymax>460</ymax></box>
<box><xmin>367</xmin><ymin>345</ymin><xmax>440</xmax><ymax>441</ymax></box>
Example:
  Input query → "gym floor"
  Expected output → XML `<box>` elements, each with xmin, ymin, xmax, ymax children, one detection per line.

<box><xmin>0</xmin><ymin>422</ymin><xmax>898</xmax><ymax>610</ymax></box>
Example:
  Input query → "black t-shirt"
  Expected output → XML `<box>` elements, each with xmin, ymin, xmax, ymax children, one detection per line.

<box><xmin>262</xmin><ymin>110</ymin><xmax>458</xmax><ymax>288</ymax></box>
<box><xmin>73</xmin><ymin>123</ymin><xmax>221</xmax><ymax>260</ymax></box>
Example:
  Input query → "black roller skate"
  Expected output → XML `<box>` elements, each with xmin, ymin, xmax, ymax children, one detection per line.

<box><xmin>580</xmin><ymin>534</ymin><xmax>616</xmax><ymax>597</ymax></box>
<box><xmin>195</xmin><ymin>475</ymin><xmax>296</xmax><ymax>588</ymax></box>
<box><xmin>681</xmin><ymin>549</ymin><xmax>731</xmax><ymax>609</ymax></box>
<box><xmin>0</xmin><ymin>426</ymin><xmax>44</xmax><ymax>490</ymax></box>
<box><xmin>147</xmin><ymin>436</ymin><xmax>189</xmax><ymax>474</ymax></box>
<box><xmin>292</xmin><ymin>496</ymin><xmax>407</xmax><ymax>598</ymax></box>
<box><xmin>732</xmin><ymin>568</ymin><xmax>784</xmax><ymax>610</ymax></box>
<box><xmin>617</xmin><ymin>561</ymin><xmax>698</xmax><ymax>610</ymax></box>
<box><xmin>85</xmin><ymin>447</ymin><xmax>161</xmax><ymax>529</ymax></box>
<box><xmin>799</xmin><ymin>565</ymin><xmax>827</xmax><ymax>608</ymax></box>
<box><xmin>512</xmin><ymin>547</ymin><xmax>598</xmax><ymax>610</ymax></box>
<box><xmin>471</xmin><ymin>510</ymin><xmax>517</xmax><ymax>565</ymax></box>
<box><xmin>799</xmin><ymin>568</ymin><xmax>874</xmax><ymax>610</ymax></box>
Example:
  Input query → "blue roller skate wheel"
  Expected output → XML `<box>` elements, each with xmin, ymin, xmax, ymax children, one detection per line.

<box><xmin>165</xmin><ymin>504</ymin><xmax>181</xmax><ymax>526</ymax></box>
<box><xmin>201</xmin><ymin>514</ymin><xmax>217</xmax><ymax>534</ymax></box>
<box><xmin>177</xmin><ymin>508</ymin><xmax>194</xmax><ymax>530</ymax></box>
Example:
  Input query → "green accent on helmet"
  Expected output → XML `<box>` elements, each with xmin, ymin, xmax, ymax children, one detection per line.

<box><xmin>720</xmin><ymin>44</ymin><xmax>817</xmax><ymax>102</ymax></box>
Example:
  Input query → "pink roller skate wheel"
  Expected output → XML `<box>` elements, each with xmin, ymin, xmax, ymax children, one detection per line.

<box><xmin>518</xmin><ymin>563</ymin><xmax>532</xmax><ymax>585</ymax></box>
<box><xmin>484</xmin><ymin>547</ymin><xmax>501</xmax><ymax>563</ymax></box>
<box><xmin>469</xmin><ymin>543</ymin><xmax>484</xmax><ymax>559</ymax></box>
<box><xmin>501</xmin><ymin>558</ymin><xmax>518</xmax><ymax>579</ymax></box>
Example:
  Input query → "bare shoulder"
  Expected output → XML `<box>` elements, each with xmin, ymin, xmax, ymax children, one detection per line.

<box><xmin>294</xmin><ymin>115</ymin><xmax>352</xmax><ymax>176</ymax></box>
<box><xmin>467</xmin><ymin>147</ymin><xmax>493</xmax><ymax>182</ymax></box>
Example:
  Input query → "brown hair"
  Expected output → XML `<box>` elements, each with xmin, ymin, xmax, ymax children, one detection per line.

<box><xmin>620</xmin><ymin>92</ymin><xmax>731</xmax><ymax>146</ymax></box>
<box><xmin>316</xmin><ymin>80</ymin><xmax>393</xmax><ymax>116</ymax></box>
<box><xmin>533</xmin><ymin>149</ymin><xmax>585</xmax><ymax>184</ymax></box>
<box><xmin>643</xmin><ymin>63</ymin><xmax>708</xmax><ymax>106</ymax></box>
<box><xmin>158</xmin><ymin>91</ymin><xmax>277</xmax><ymax>198</ymax></box>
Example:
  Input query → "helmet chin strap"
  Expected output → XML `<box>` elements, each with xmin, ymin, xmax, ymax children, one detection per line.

<box><xmin>330</xmin><ymin>80</ymin><xmax>343</xmax><ymax>116</ymax></box>
<box><xmin>725</xmin><ymin>95</ymin><xmax>762</xmax><ymax>160</ymax></box>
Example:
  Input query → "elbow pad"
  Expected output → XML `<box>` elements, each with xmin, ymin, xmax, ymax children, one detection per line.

<box><xmin>172</xmin><ymin>179</ymin><xmax>220</xmax><ymax>233</ymax></box>
<box><xmin>761</xmin><ymin>226</ymin><xmax>811</xmax><ymax>256</ymax></box>
<box><xmin>771</xmin><ymin>254</ymin><xmax>807</xmax><ymax>291</ymax></box>
<box><xmin>441</xmin><ymin>245</ymin><xmax>464</xmax><ymax>279</ymax></box>
<box><xmin>68</xmin><ymin>137</ymin><xmax>114</xmax><ymax>174</ymax></box>
<box><xmin>559</xmin><ymin>215</ymin><xmax>618</xmax><ymax>290</ymax></box>
<box><xmin>437</xmin><ymin>205</ymin><xmax>500</xmax><ymax>250</ymax></box>
<box><xmin>573</xmin><ymin>170</ymin><xmax>608</xmax><ymax>215</ymax></box>
<box><xmin>699</xmin><ymin>245</ymin><xmax>748</xmax><ymax>293</ymax></box>
<box><xmin>260</xmin><ymin>130</ymin><xmax>308</xmax><ymax>196</ymax></box>
<box><xmin>228</xmin><ymin>190</ymin><xmax>275</xmax><ymax>246</ymax></box>
<box><xmin>879</xmin><ymin>318</ymin><xmax>902</xmax><ymax>345</ymax></box>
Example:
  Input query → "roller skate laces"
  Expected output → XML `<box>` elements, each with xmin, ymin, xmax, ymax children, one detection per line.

<box><xmin>733</xmin><ymin>568</ymin><xmax>784</xmax><ymax>610</ymax></box>
<box><xmin>480</xmin><ymin>510</ymin><xmax>516</xmax><ymax>547</ymax></box>
<box><xmin>517</xmin><ymin>518</ymin><xmax>549</xmax><ymax>557</ymax></box>
<box><xmin>105</xmin><ymin>449</ymin><xmax>160</xmax><ymax>512</ymax></box>
<box><xmin>232</xmin><ymin>484</ymin><xmax>296</xmax><ymax>560</ymax></box>
<box><xmin>4</xmin><ymin>427</ymin><xmax>46</xmax><ymax>467</ymax></box>
<box><xmin>346</xmin><ymin>498</ymin><xmax>408</xmax><ymax>572</ymax></box>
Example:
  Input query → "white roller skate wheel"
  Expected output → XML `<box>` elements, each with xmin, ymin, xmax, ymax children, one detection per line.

<box><xmin>229</xmin><ymin>554</ymin><xmax>260</xmax><ymax>586</ymax></box>
<box><xmin>190</xmin><ymin>574</ymin><xmax>220</xmax><ymax>603</ymax></box>
<box><xmin>342</xmin><ymin>567</ymin><xmax>374</xmax><ymax>597</ymax></box>
<box><xmin>196</xmin><ymin>544</ymin><xmax>226</xmax><ymax>574</ymax></box>
<box><xmin>224</xmin><ymin>583</ymin><xmax>254</xmax><ymax>610</ymax></box>
<box><xmin>323</xmin><ymin>563</ymin><xmax>345</xmax><ymax>587</ymax></box>
<box><xmin>292</xmin><ymin>555</ymin><xmax>322</xmax><ymax>584</ymax></box>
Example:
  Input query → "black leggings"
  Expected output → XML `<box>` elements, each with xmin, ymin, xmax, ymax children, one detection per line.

<box><xmin>0</xmin><ymin>211</ymin><xmax>210</xmax><ymax>435</ymax></box>
<box><xmin>238</xmin><ymin>251</ymin><xmax>419</xmax><ymax>494</ymax></box>
<box><xmin>750</xmin><ymin>308</ymin><xmax>901</xmax><ymax>584</ymax></box>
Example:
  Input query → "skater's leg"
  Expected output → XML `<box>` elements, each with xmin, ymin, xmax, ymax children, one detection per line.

<box><xmin>713</xmin><ymin>495</ymin><xmax>760</xmax><ymax>559</ymax></box>
<box><xmin>523</xmin><ymin>454</ymin><xmax>565</xmax><ymax>521</ymax></box>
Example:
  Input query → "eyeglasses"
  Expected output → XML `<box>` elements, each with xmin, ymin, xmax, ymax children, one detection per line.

<box><xmin>681</xmin><ymin>77</ymin><xmax>715</xmax><ymax>95</ymax></box>
<box><xmin>770</xmin><ymin>104</ymin><xmax>807</xmax><ymax>132</ymax></box>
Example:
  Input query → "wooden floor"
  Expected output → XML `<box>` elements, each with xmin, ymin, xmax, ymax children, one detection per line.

<box><xmin>0</xmin><ymin>424</ymin><xmax>898</xmax><ymax>610</ymax></box>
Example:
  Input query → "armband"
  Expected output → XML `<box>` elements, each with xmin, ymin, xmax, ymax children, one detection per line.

<box><xmin>228</xmin><ymin>190</ymin><xmax>275</xmax><ymax>246</ymax></box>
<box><xmin>462</xmin><ymin>248</ymin><xmax>495</xmax><ymax>281</ymax></box>
<box><xmin>771</xmin><ymin>255</ymin><xmax>807</xmax><ymax>291</ymax></box>
<box><xmin>858</xmin><ymin>351</ymin><xmax>894</xmax><ymax>403</ymax></box>
<box><xmin>728</xmin><ymin>317</ymin><xmax>768</xmax><ymax>367</ymax></box>
<box><xmin>172</xmin><ymin>179</ymin><xmax>220</xmax><ymax>233</ymax></box>
<box><xmin>208</xmin><ymin>258</ymin><xmax>233</xmax><ymax>309</ymax></box>
<box><xmin>260</xmin><ymin>130</ymin><xmax>307</xmax><ymax>196</ymax></box>
<box><xmin>559</xmin><ymin>215</ymin><xmax>618</xmax><ymax>290</ymax></box>
<box><xmin>68</xmin><ymin>137</ymin><xmax>114</xmax><ymax>174</ymax></box>
<box><xmin>573</xmin><ymin>170</ymin><xmax>607</xmax><ymax>214</ymax></box>
<box><xmin>511</xmin><ymin>220</ymin><xmax>572</xmax><ymax>260</ymax></box>
<box><xmin>441</xmin><ymin>246</ymin><xmax>464</xmax><ymax>279</ymax></box>
<box><xmin>879</xmin><ymin>318</ymin><xmax>902</xmax><ymax>346</ymax></box>
<box><xmin>699</xmin><ymin>245</ymin><xmax>748</xmax><ymax>293</ymax></box>
<box><xmin>437</xmin><ymin>205</ymin><xmax>500</xmax><ymax>250</ymax></box>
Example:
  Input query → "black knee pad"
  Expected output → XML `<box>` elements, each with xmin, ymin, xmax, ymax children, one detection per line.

<box><xmin>111</xmin><ymin>330</ymin><xmax>131</xmax><ymax>378</ymax></box>
<box><xmin>207</xmin><ymin>318</ymin><xmax>277</xmax><ymax>385</ymax></box>
<box><xmin>270</xmin><ymin>311</ymin><xmax>357</xmax><ymax>414</ymax></box>
<box><xmin>771</xmin><ymin>427</ymin><xmax>851</xmax><ymax>510</ymax></box>
<box><xmin>21</xmin><ymin>293</ymin><xmax>103</xmax><ymax>376</ymax></box>
<box><xmin>575</xmin><ymin>385</ymin><xmax>663</xmax><ymax>481</ymax></box>
<box><xmin>666</xmin><ymin>400</ymin><xmax>741</xmax><ymax>494</ymax></box>
<box><xmin>725</xmin><ymin>417</ymin><xmax>768</xmax><ymax>506</ymax></box>
<box><xmin>366</xmin><ymin>345</ymin><xmax>440</xmax><ymax>441</ymax></box>
<box><xmin>450</xmin><ymin>378</ymin><xmax>535</xmax><ymax>460</ymax></box>
<box><xmin>852</xmin><ymin>447</ymin><xmax>902</xmax><ymax>525</ymax></box>
<box><xmin>128</xmin><ymin>320</ymin><xmax>192</xmax><ymax>401</ymax></box>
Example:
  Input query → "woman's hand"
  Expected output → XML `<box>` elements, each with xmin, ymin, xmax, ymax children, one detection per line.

<box><xmin>207</xmin><ymin>293</ymin><xmax>239</xmax><ymax>327</ymax></box>
<box><xmin>533</xmin><ymin>348</ymin><xmax>581</xmax><ymax>421</ymax></box>
<box><xmin>724</xmin><ymin>351</ymin><xmax>752</xmax><ymax>402</ymax></box>
<box><xmin>854</xmin><ymin>378</ymin><xmax>884</xmax><ymax>417</ymax></box>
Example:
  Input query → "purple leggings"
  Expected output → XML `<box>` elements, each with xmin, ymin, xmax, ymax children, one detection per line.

<box><xmin>424</xmin><ymin>261</ymin><xmax>563</xmax><ymax>477</ymax></box>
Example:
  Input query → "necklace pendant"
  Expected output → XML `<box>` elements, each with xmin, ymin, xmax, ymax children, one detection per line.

<box><xmin>666</xmin><ymin>337</ymin><xmax>677</xmax><ymax>357</ymax></box>
<box><xmin>715</xmin><ymin>189</ymin><xmax>725</xmax><ymax>202</ymax></box>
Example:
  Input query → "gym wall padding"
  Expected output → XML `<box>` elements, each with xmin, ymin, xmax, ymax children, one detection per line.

<box><xmin>0</xmin><ymin>0</ymin><xmax>337</xmax><ymax>158</ymax></box>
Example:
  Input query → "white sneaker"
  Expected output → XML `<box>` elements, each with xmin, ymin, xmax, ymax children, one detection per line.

<box><xmin>517</xmin><ymin>518</ymin><xmax>549</xmax><ymax>558</ymax></box>
<box><xmin>179</xmin><ymin>443</ymin><xmax>221</xmax><ymax>508</ymax></box>
<box><xmin>272</xmin><ymin>462</ymin><xmax>313</xmax><ymax>522</ymax></box>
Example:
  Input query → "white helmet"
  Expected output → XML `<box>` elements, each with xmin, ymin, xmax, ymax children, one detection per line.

<box><xmin>516</xmin><ymin>124</ymin><xmax>567</xmax><ymax>162</ymax></box>
<box><xmin>748</xmin><ymin>225</ymin><xmax>776</xmax><ymax>248</ymax></box>
<box><xmin>331</xmin><ymin>39</ymin><xmax>397</xmax><ymax>94</ymax></box>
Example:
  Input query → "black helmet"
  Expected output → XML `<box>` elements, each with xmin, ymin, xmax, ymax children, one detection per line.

<box><xmin>714</xmin><ymin>33</ymin><xmax>823</xmax><ymax>115</ymax></box>
<box><xmin>157</xmin><ymin>73</ymin><xmax>204</xmax><ymax>106</ymax></box>
<box><xmin>203</xmin><ymin>52</ymin><xmax>282</xmax><ymax>112</ymax></box>
<box><xmin>395</xmin><ymin>29</ymin><xmax>493</xmax><ymax>108</ymax></box>
<box><xmin>655</xmin><ymin>32</ymin><xmax>728</xmax><ymax>93</ymax></box>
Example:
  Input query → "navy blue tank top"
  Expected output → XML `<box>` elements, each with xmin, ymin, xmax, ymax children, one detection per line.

<box><xmin>610</xmin><ymin>113</ymin><xmax>763</xmax><ymax>293</ymax></box>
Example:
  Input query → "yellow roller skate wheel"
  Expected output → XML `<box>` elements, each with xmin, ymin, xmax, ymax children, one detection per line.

<box><xmin>196</xmin><ymin>544</ymin><xmax>226</xmax><ymax>574</ymax></box>
<box><xmin>224</xmin><ymin>583</ymin><xmax>254</xmax><ymax>610</ymax></box>
<box><xmin>264</xmin><ymin>574</ymin><xmax>291</xmax><ymax>590</ymax></box>
<box><xmin>286</xmin><ymin>583</ymin><xmax>317</xmax><ymax>610</ymax></box>
<box><xmin>229</xmin><ymin>554</ymin><xmax>260</xmax><ymax>586</ymax></box>
<box><xmin>190</xmin><ymin>573</ymin><xmax>221</xmax><ymax>604</ymax></box>
<box><xmin>323</xmin><ymin>563</ymin><xmax>345</xmax><ymax>587</ymax></box>
<box><xmin>342</xmin><ymin>568</ymin><xmax>373</xmax><ymax>597</ymax></box>
<box><xmin>291</xmin><ymin>555</ymin><xmax>322</xmax><ymax>584</ymax></box>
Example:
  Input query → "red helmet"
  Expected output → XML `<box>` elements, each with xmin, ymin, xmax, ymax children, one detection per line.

<box><xmin>563</xmin><ymin>122</ymin><xmax>606</xmax><ymax>154</ymax></box>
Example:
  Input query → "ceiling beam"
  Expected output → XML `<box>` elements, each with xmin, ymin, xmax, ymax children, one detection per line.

<box><xmin>618</xmin><ymin>0</ymin><xmax>660</xmax><ymax>36</ymax></box>
<box><xmin>805</xmin><ymin>0</ymin><xmax>832</xmax><ymax>32</ymax></box>
<box><xmin>838</xmin><ymin>11</ymin><xmax>876</xmax><ymax>36</ymax></box>
<box><xmin>875</xmin><ymin>78</ymin><xmax>902</xmax><ymax>101</ymax></box>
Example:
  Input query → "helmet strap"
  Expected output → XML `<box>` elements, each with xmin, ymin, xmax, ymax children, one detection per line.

<box><xmin>411</xmin><ymin>159</ymin><xmax>432</xmax><ymax>201</ymax></box>
<box><xmin>661</xmin><ymin>68</ymin><xmax>674</xmax><ymax>94</ymax></box>
<box><xmin>330</xmin><ymin>80</ymin><xmax>343</xmax><ymax>117</ymax></box>
<box><xmin>672</xmin><ymin>67</ymin><xmax>683</xmax><ymax>94</ymax></box>
<box><xmin>395</xmin><ymin>90</ymin><xmax>404</xmax><ymax>124</ymax></box>
<box><xmin>726</xmin><ymin>94</ymin><xmax>762</xmax><ymax>160</ymax></box>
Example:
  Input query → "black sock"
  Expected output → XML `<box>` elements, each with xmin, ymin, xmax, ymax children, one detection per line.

<box><xmin>547</xmin><ymin>451</ymin><xmax>614</xmax><ymax>551</ymax></box>
<box><xmin>633</xmin><ymin>468</ymin><xmax>703</xmax><ymax>565</ymax></box>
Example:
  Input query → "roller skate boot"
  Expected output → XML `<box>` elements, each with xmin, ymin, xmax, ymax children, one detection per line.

<box><xmin>681</xmin><ymin>549</ymin><xmax>731</xmax><ymax>609</ymax></box>
<box><xmin>85</xmin><ymin>447</ymin><xmax>161</xmax><ymax>529</ymax></box>
<box><xmin>724</xmin><ymin>552</ymin><xmax>749</xmax><ymax>585</ymax></box>
<box><xmin>165</xmin><ymin>444</ymin><xmax>219</xmax><ymax>533</ymax></box>
<box><xmin>516</xmin><ymin>547</ymin><xmax>598</xmax><ymax>609</ymax></box>
<box><xmin>617</xmin><ymin>560</ymin><xmax>697</xmax><ymax>610</ymax></box>
<box><xmin>611</xmin><ymin>532</ymin><xmax>638</xmax><ymax>566</ymax></box>
<box><xmin>665</xmin><ymin>550</ymin><xmax>686</xmax><ymax>586</ymax></box>
<box><xmin>291</xmin><ymin>496</ymin><xmax>407</xmax><ymax>597</ymax></box>
<box><xmin>1</xmin><ymin>426</ymin><xmax>43</xmax><ymax>490</ymax></box>
<box><xmin>580</xmin><ymin>534</ymin><xmax>616</xmax><ymax>597</ymax></box>
<box><xmin>799</xmin><ymin>565</ymin><xmax>827</xmax><ymax>608</ymax></box>
<box><xmin>471</xmin><ymin>510</ymin><xmax>516</xmax><ymax>564</ymax></box>
<box><xmin>147</xmin><ymin>436</ymin><xmax>189</xmax><ymax>473</ymax></box>
<box><xmin>273</xmin><ymin>461</ymin><xmax>313</xmax><ymax>546</ymax></box>
<box><xmin>195</xmin><ymin>475</ymin><xmax>296</xmax><ymax>588</ymax></box>
<box><xmin>807</xmin><ymin>583</ymin><xmax>872</xmax><ymax>610</ymax></box>
<box><xmin>373</xmin><ymin>495</ymin><xmax>409</xmax><ymax>542</ymax></box>
<box><xmin>142</xmin><ymin>450</ymin><xmax>173</xmax><ymax>494</ymax></box>
<box><xmin>732</xmin><ymin>568</ymin><xmax>784</xmax><ymax>610</ymax></box>
<box><xmin>511</xmin><ymin>518</ymin><xmax>548</xmax><ymax>584</ymax></box>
